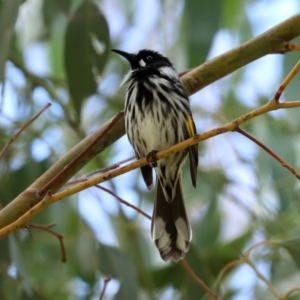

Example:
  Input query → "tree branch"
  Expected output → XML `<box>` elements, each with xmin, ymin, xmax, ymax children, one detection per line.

<box><xmin>0</xmin><ymin>14</ymin><xmax>300</xmax><ymax>229</ymax></box>
<box><xmin>1</xmin><ymin>97</ymin><xmax>300</xmax><ymax>237</ymax></box>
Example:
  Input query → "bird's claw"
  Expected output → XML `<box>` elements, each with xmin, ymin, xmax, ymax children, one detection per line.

<box><xmin>146</xmin><ymin>150</ymin><xmax>158</xmax><ymax>167</ymax></box>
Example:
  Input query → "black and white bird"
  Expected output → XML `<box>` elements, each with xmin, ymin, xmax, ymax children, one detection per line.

<box><xmin>112</xmin><ymin>49</ymin><xmax>198</xmax><ymax>262</ymax></box>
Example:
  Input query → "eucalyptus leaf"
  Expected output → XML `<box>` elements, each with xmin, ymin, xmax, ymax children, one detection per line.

<box><xmin>99</xmin><ymin>243</ymin><xmax>138</xmax><ymax>300</ymax></box>
<box><xmin>184</xmin><ymin>0</ymin><xmax>222</xmax><ymax>66</ymax></box>
<box><xmin>0</xmin><ymin>0</ymin><xmax>21</xmax><ymax>81</ymax></box>
<box><xmin>277</xmin><ymin>239</ymin><xmax>300</xmax><ymax>269</ymax></box>
<box><xmin>64</xmin><ymin>1</ymin><xmax>110</xmax><ymax>116</ymax></box>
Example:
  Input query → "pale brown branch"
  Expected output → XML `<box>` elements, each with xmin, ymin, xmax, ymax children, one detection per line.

<box><xmin>274</xmin><ymin>60</ymin><xmax>300</xmax><ymax>101</ymax></box>
<box><xmin>283</xmin><ymin>287</ymin><xmax>300</xmax><ymax>299</ymax></box>
<box><xmin>2</xmin><ymin>98</ymin><xmax>300</xmax><ymax>238</ymax></box>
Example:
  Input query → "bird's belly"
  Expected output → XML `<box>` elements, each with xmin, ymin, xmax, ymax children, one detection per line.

<box><xmin>127</xmin><ymin>108</ymin><xmax>176</xmax><ymax>157</ymax></box>
<box><xmin>138</xmin><ymin>115</ymin><xmax>168</xmax><ymax>152</ymax></box>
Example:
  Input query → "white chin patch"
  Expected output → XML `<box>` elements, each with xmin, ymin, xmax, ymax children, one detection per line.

<box><xmin>139</xmin><ymin>59</ymin><xmax>146</xmax><ymax>67</ymax></box>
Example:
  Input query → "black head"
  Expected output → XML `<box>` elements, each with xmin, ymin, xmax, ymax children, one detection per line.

<box><xmin>111</xmin><ymin>49</ymin><xmax>172</xmax><ymax>71</ymax></box>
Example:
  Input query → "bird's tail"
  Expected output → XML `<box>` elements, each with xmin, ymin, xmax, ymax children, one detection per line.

<box><xmin>151</xmin><ymin>173</ymin><xmax>192</xmax><ymax>262</ymax></box>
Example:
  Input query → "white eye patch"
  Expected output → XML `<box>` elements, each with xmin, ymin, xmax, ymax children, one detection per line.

<box><xmin>139</xmin><ymin>59</ymin><xmax>146</xmax><ymax>67</ymax></box>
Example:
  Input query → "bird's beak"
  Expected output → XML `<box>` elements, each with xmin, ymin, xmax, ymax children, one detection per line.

<box><xmin>111</xmin><ymin>49</ymin><xmax>136</xmax><ymax>64</ymax></box>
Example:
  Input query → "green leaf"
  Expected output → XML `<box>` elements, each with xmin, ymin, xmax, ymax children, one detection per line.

<box><xmin>266</xmin><ymin>119</ymin><xmax>298</xmax><ymax>212</ymax></box>
<box><xmin>276</xmin><ymin>239</ymin><xmax>300</xmax><ymax>269</ymax></box>
<box><xmin>99</xmin><ymin>243</ymin><xmax>138</xmax><ymax>300</ymax></box>
<box><xmin>150</xmin><ymin>263</ymin><xmax>184</xmax><ymax>290</ymax></box>
<box><xmin>42</xmin><ymin>0</ymin><xmax>71</xmax><ymax>40</ymax></box>
<box><xmin>221</xmin><ymin>0</ymin><xmax>244</xmax><ymax>30</ymax></box>
<box><xmin>0</xmin><ymin>157</ymin><xmax>50</xmax><ymax>206</ymax></box>
<box><xmin>116</xmin><ymin>213</ymin><xmax>155</xmax><ymax>291</ymax></box>
<box><xmin>184</xmin><ymin>0</ymin><xmax>222</xmax><ymax>67</ymax></box>
<box><xmin>207</xmin><ymin>231</ymin><xmax>251</xmax><ymax>276</ymax></box>
<box><xmin>193</xmin><ymin>196</ymin><xmax>221</xmax><ymax>251</ymax></box>
<box><xmin>43</xmin><ymin>0</ymin><xmax>71</xmax><ymax>25</ymax></box>
<box><xmin>0</xmin><ymin>0</ymin><xmax>21</xmax><ymax>81</ymax></box>
<box><xmin>64</xmin><ymin>1</ymin><xmax>110</xmax><ymax>116</ymax></box>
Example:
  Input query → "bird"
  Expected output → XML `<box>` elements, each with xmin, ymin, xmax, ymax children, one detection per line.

<box><xmin>112</xmin><ymin>48</ymin><xmax>198</xmax><ymax>262</ymax></box>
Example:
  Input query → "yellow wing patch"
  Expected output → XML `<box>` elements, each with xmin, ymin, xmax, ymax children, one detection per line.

<box><xmin>185</xmin><ymin>115</ymin><xmax>195</xmax><ymax>138</ymax></box>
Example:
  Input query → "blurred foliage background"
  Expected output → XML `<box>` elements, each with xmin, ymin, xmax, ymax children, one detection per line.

<box><xmin>0</xmin><ymin>0</ymin><xmax>300</xmax><ymax>299</ymax></box>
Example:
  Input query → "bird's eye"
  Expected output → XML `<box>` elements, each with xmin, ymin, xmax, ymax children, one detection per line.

<box><xmin>146</xmin><ymin>56</ymin><xmax>153</xmax><ymax>61</ymax></box>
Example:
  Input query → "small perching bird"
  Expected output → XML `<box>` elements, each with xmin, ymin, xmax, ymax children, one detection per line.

<box><xmin>112</xmin><ymin>49</ymin><xmax>198</xmax><ymax>262</ymax></box>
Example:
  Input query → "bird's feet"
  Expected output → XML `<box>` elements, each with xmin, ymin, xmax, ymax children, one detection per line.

<box><xmin>146</xmin><ymin>150</ymin><xmax>158</xmax><ymax>167</ymax></box>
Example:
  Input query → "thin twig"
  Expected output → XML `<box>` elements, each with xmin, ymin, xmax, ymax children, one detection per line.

<box><xmin>87</xmin><ymin>156</ymin><xmax>135</xmax><ymax>176</ymax></box>
<box><xmin>236</xmin><ymin>127</ymin><xmax>300</xmax><ymax>180</ymax></box>
<box><xmin>9</xmin><ymin>54</ymin><xmax>73</xmax><ymax>127</ymax></box>
<box><xmin>0</xmin><ymin>102</ymin><xmax>51</xmax><ymax>160</ymax></box>
<box><xmin>244</xmin><ymin>240</ymin><xmax>274</xmax><ymax>255</ymax></box>
<box><xmin>0</xmin><ymin>112</ymin><xmax>59</xmax><ymax>159</ymax></box>
<box><xmin>215</xmin><ymin>239</ymin><xmax>300</xmax><ymax>298</ymax></box>
<box><xmin>236</xmin><ymin>241</ymin><xmax>280</xmax><ymax>299</ymax></box>
<box><xmin>283</xmin><ymin>287</ymin><xmax>300</xmax><ymax>299</ymax></box>
<box><xmin>243</xmin><ymin>255</ymin><xmax>281</xmax><ymax>299</ymax></box>
<box><xmin>64</xmin><ymin>156</ymin><xmax>135</xmax><ymax>186</ymax></box>
<box><xmin>215</xmin><ymin>259</ymin><xmax>243</xmax><ymax>286</ymax></box>
<box><xmin>99</xmin><ymin>277</ymin><xmax>111</xmax><ymax>300</ymax></box>
<box><xmin>25</xmin><ymin>222</ymin><xmax>67</xmax><ymax>262</ymax></box>
<box><xmin>180</xmin><ymin>259</ymin><xmax>220</xmax><ymax>300</ymax></box>
<box><xmin>274</xmin><ymin>60</ymin><xmax>300</xmax><ymax>101</ymax></box>
<box><xmin>95</xmin><ymin>185</ymin><xmax>151</xmax><ymax>220</ymax></box>
<box><xmin>243</xmin><ymin>240</ymin><xmax>300</xmax><ymax>299</ymax></box>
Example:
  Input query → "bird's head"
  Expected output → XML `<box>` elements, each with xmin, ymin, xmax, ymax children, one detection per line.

<box><xmin>111</xmin><ymin>49</ymin><xmax>173</xmax><ymax>71</ymax></box>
